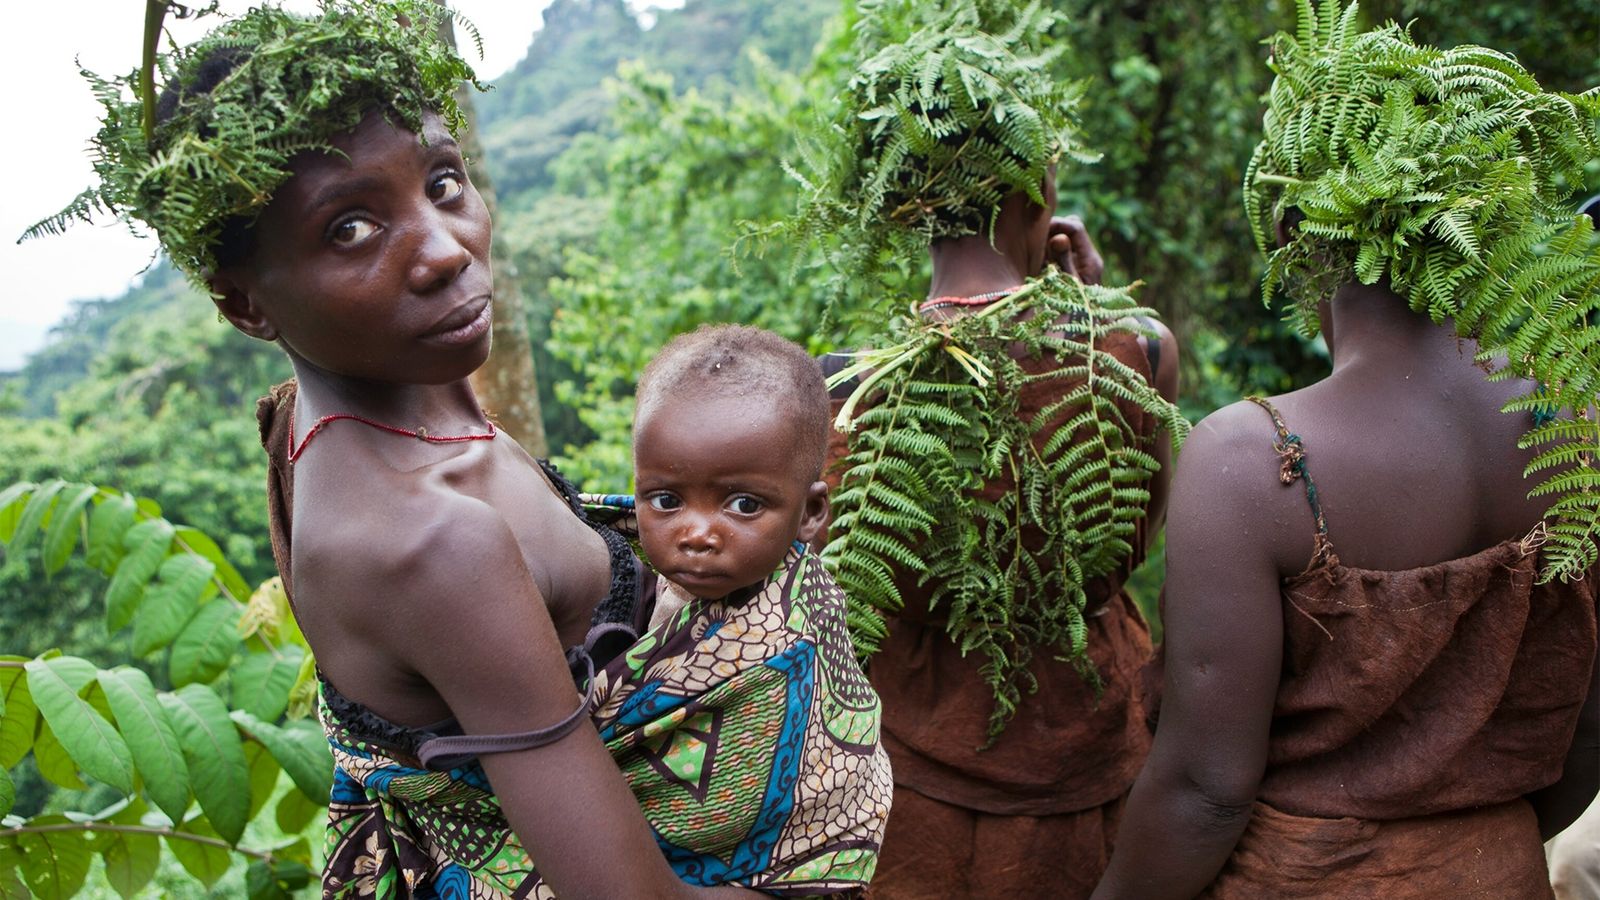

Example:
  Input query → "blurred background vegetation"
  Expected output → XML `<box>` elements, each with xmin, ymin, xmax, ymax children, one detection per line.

<box><xmin>1</xmin><ymin>1</ymin><xmax>1594</xmax><ymax>891</ymax></box>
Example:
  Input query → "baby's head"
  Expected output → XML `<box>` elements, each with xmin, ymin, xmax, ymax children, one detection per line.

<box><xmin>633</xmin><ymin>325</ymin><xmax>830</xmax><ymax>601</ymax></box>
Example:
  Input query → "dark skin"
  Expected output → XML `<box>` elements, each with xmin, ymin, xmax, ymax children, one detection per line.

<box><xmin>924</xmin><ymin>173</ymin><xmax>1181</xmax><ymax>533</ymax></box>
<box><xmin>210</xmin><ymin>108</ymin><xmax>757</xmax><ymax>900</ymax></box>
<box><xmin>1091</xmin><ymin>279</ymin><xmax>1600</xmax><ymax>899</ymax></box>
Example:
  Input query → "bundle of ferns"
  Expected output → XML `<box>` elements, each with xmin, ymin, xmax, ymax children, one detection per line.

<box><xmin>825</xmin><ymin>272</ymin><xmax>1187</xmax><ymax>737</ymax></box>
<box><xmin>22</xmin><ymin>0</ymin><xmax>482</xmax><ymax>283</ymax></box>
<box><xmin>1247</xmin><ymin>0</ymin><xmax>1600</xmax><ymax>580</ymax></box>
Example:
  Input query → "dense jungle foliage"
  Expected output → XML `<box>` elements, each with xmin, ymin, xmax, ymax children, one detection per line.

<box><xmin>1</xmin><ymin>0</ymin><xmax>1595</xmax><ymax>895</ymax></box>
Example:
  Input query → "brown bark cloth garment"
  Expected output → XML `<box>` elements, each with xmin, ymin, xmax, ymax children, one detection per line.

<box><xmin>823</xmin><ymin>331</ymin><xmax>1160</xmax><ymax>900</ymax></box>
<box><xmin>1199</xmin><ymin>398</ymin><xmax>1600</xmax><ymax>899</ymax></box>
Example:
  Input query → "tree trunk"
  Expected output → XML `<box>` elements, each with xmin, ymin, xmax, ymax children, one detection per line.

<box><xmin>435</xmin><ymin>3</ymin><xmax>550</xmax><ymax>456</ymax></box>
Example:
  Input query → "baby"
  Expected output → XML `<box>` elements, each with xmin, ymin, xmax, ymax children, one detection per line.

<box><xmin>577</xmin><ymin>323</ymin><xmax>892</xmax><ymax>895</ymax></box>
<box><xmin>633</xmin><ymin>323</ymin><xmax>833</xmax><ymax>622</ymax></box>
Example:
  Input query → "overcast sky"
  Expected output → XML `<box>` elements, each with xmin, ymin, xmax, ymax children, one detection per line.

<box><xmin>1</xmin><ymin>1</ymin><xmax>664</xmax><ymax>371</ymax></box>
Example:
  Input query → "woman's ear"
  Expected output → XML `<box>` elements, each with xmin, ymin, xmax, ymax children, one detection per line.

<box><xmin>796</xmin><ymin>480</ymin><xmax>831</xmax><ymax>546</ymax></box>
<box><xmin>207</xmin><ymin>270</ymin><xmax>278</xmax><ymax>342</ymax></box>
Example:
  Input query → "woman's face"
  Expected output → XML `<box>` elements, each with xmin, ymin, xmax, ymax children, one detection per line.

<box><xmin>213</xmin><ymin>109</ymin><xmax>493</xmax><ymax>385</ymax></box>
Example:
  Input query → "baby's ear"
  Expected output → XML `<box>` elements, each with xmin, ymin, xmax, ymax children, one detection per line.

<box><xmin>796</xmin><ymin>480</ymin><xmax>831</xmax><ymax>545</ymax></box>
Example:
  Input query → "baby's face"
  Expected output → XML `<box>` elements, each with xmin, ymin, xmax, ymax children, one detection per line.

<box><xmin>634</xmin><ymin>393</ymin><xmax>827</xmax><ymax>601</ymax></box>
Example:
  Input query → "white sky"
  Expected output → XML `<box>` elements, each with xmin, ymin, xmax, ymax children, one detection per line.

<box><xmin>0</xmin><ymin>0</ymin><xmax>642</xmax><ymax>372</ymax></box>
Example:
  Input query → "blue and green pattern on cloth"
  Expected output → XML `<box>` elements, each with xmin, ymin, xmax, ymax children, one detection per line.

<box><xmin>321</xmin><ymin>546</ymin><xmax>891</xmax><ymax>898</ymax></box>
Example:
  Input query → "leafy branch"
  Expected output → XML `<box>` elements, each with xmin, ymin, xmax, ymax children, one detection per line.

<box><xmin>0</xmin><ymin>480</ymin><xmax>322</xmax><ymax>899</ymax></box>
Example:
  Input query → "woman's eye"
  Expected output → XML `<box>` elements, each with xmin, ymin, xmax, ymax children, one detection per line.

<box><xmin>429</xmin><ymin>171</ymin><xmax>466</xmax><ymax>202</ymax></box>
<box><xmin>646</xmin><ymin>494</ymin><xmax>682</xmax><ymax>512</ymax></box>
<box><xmin>729</xmin><ymin>497</ymin><xmax>762</xmax><ymax>515</ymax></box>
<box><xmin>329</xmin><ymin>217</ymin><xmax>378</xmax><ymax>246</ymax></box>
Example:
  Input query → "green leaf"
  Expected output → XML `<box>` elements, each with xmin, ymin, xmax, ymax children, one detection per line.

<box><xmin>173</xmin><ymin>526</ymin><xmax>251</xmax><ymax>603</ymax></box>
<box><xmin>85</xmin><ymin>493</ymin><xmax>137</xmax><ymax>573</ymax></box>
<box><xmin>165</xmin><ymin>817</ymin><xmax>231</xmax><ymax>887</ymax></box>
<box><xmin>243</xmin><ymin>741</ymin><xmax>282</xmax><ymax>820</ymax></box>
<box><xmin>158</xmin><ymin>684</ymin><xmax>250</xmax><ymax>844</ymax></box>
<box><xmin>0</xmin><ymin>835</ymin><xmax>24</xmax><ymax>900</ymax></box>
<box><xmin>169</xmin><ymin>599</ymin><xmax>240</xmax><ymax>687</ymax></box>
<box><xmin>31</xmin><ymin>719</ymin><xmax>86</xmax><ymax>790</ymax></box>
<box><xmin>40</xmin><ymin>485</ymin><xmax>96</xmax><ymax>576</ymax></box>
<box><xmin>91</xmin><ymin>815</ymin><xmax>161</xmax><ymax>900</ymax></box>
<box><xmin>0</xmin><ymin>659</ymin><xmax>37</xmax><ymax>768</ymax></box>
<box><xmin>232</xmin><ymin>646</ymin><xmax>306</xmax><ymax>722</ymax></box>
<box><xmin>246</xmin><ymin>859</ymin><xmax>292</xmax><ymax>900</ymax></box>
<box><xmin>232</xmin><ymin>712</ymin><xmax>333</xmax><ymax>803</ymax></box>
<box><xmin>248</xmin><ymin>856</ymin><xmax>313</xmax><ymax>900</ymax></box>
<box><xmin>132</xmin><ymin>553</ymin><xmax>217</xmax><ymax>657</ymax></box>
<box><xmin>105</xmin><ymin>518</ymin><xmax>176</xmax><ymax>633</ymax></box>
<box><xmin>0</xmin><ymin>482</ymin><xmax>34</xmax><ymax>544</ymax></box>
<box><xmin>25</xmin><ymin>657</ymin><xmax>134</xmax><ymax>793</ymax></box>
<box><xmin>97</xmin><ymin>667</ymin><xmax>191</xmax><ymax>824</ymax></box>
<box><xmin>16</xmin><ymin>818</ymin><xmax>91</xmax><ymax>899</ymax></box>
<box><xmin>7</xmin><ymin>479</ymin><xmax>65</xmax><ymax>560</ymax></box>
<box><xmin>0</xmin><ymin>768</ymin><xmax>12</xmax><ymax>818</ymax></box>
<box><xmin>274</xmin><ymin>785</ymin><xmax>320</xmax><ymax>834</ymax></box>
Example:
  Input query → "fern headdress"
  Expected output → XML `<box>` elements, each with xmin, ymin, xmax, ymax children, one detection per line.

<box><xmin>23</xmin><ymin>0</ymin><xmax>482</xmax><ymax>284</ymax></box>
<box><xmin>784</xmin><ymin>0</ymin><xmax>1096</xmax><ymax>280</ymax></box>
<box><xmin>805</xmin><ymin>1</ymin><xmax>1188</xmax><ymax>738</ymax></box>
<box><xmin>1245</xmin><ymin>0</ymin><xmax>1600</xmax><ymax>578</ymax></box>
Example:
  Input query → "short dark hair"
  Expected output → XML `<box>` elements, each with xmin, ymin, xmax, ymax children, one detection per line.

<box><xmin>636</xmin><ymin>324</ymin><xmax>830</xmax><ymax>481</ymax></box>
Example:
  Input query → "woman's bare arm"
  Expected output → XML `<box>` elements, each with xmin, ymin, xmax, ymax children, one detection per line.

<box><xmin>1092</xmin><ymin>404</ymin><xmax>1298</xmax><ymax>899</ymax></box>
<box><xmin>375</xmin><ymin>498</ymin><xmax>759</xmax><ymax>900</ymax></box>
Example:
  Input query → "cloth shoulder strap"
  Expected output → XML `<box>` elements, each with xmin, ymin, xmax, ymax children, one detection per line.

<box><xmin>1245</xmin><ymin>396</ymin><xmax>1336</xmax><ymax>567</ymax></box>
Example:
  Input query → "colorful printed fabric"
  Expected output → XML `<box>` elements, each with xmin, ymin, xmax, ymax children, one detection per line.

<box><xmin>321</xmin><ymin>546</ymin><xmax>892</xmax><ymax>898</ymax></box>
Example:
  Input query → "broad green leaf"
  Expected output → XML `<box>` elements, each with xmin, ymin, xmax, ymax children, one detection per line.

<box><xmin>0</xmin><ymin>659</ymin><xmax>37</xmax><ymax>768</ymax></box>
<box><xmin>32</xmin><ymin>719</ymin><xmax>86</xmax><ymax>790</ymax></box>
<box><xmin>97</xmin><ymin>667</ymin><xmax>190</xmax><ymax>824</ymax></box>
<box><xmin>134</xmin><ymin>497</ymin><xmax>161</xmax><ymax>518</ymax></box>
<box><xmin>232</xmin><ymin>646</ymin><xmax>306</xmax><ymax>722</ymax></box>
<box><xmin>174</xmin><ymin>526</ymin><xmax>252</xmax><ymax>604</ymax></box>
<box><xmin>232</xmin><ymin>712</ymin><xmax>333</xmax><ymax>803</ymax></box>
<box><xmin>90</xmin><ymin>815</ymin><xmax>161</xmax><ymax>900</ymax></box>
<box><xmin>246</xmin><ymin>859</ymin><xmax>292</xmax><ymax>900</ymax></box>
<box><xmin>104</xmin><ymin>518</ymin><xmax>175</xmax><ymax>633</ymax></box>
<box><xmin>85</xmin><ymin>493</ymin><xmax>137</xmax><ymax>573</ymax></box>
<box><xmin>8</xmin><ymin>480</ymin><xmax>65</xmax><ymax>561</ymax></box>
<box><xmin>158</xmin><ymin>684</ymin><xmax>249</xmax><ymax>844</ymax></box>
<box><xmin>0</xmin><ymin>482</ymin><xmax>34</xmax><ymax>544</ymax></box>
<box><xmin>41</xmin><ymin>484</ymin><xmax>96</xmax><ymax>575</ymax></box>
<box><xmin>170</xmin><ymin>599</ymin><xmax>240</xmax><ymax>687</ymax></box>
<box><xmin>274</xmin><ymin>785</ymin><xmax>320</xmax><ymax>834</ymax></box>
<box><xmin>132</xmin><ymin>553</ymin><xmax>217</xmax><ymax>657</ymax></box>
<box><xmin>0</xmin><ymin>835</ymin><xmax>24</xmax><ymax>900</ymax></box>
<box><xmin>16</xmin><ymin>816</ymin><xmax>91</xmax><ymax>899</ymax></box>
<box><xmin>243</xmin><ymin>741</ymin><xmax>282</xmax><ymax>819</ymax></box>
<box><xmin>25</xmin><ymin>657</ymin><xmax>134</xmax><ymax>793</ymax></box>
<box><xmin>286</xmin><ymin>651</ymin><xmax>319</xmax><ymax>721</ymax></box>
<box><xmin>248</xmin><ymin>856</ymin><xmax>313</xmax><ymax>900</ymax></box>
<box><xmin>0</xmin><ymin>768</ymin><xmax>12</xmax><ymax>818</ymax></box>
<box><xmin>165</xmin><ymin>818</ymin><xmax>231</xmax><ymax>888</ymax></box>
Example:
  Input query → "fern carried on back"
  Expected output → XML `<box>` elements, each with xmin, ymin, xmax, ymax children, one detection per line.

<box><xmin>1246</xmin><ymin>0</ymin><xmax>1600</xmax><ymax>580</ymax></box>
<box><xmin>825</xmin><ymin>272</ymin><xmax>1188</xmax><ymax>738</ymax></box>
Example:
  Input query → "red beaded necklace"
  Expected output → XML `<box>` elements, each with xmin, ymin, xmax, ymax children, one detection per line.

<box><xmin>917</xmin><ymin>287</ymin><xmax>1018</xmax><ymax>315</ymax></box>
<box><xmin>287</xmin><ymin>410</ymin><xmax>497</xmax><ymax>463</ymax></box>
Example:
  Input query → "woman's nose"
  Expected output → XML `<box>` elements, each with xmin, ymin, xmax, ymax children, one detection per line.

<box><xmin>407</xmin><ymin>212</ymin><xmax>474</xmax><ymax>293</ymax></box>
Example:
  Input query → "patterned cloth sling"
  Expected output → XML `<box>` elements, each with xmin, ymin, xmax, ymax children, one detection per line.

<box><xmin>320</xmin><ymin>544</ymin><xmax>892</xmax><ymax>899</ymax></box>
